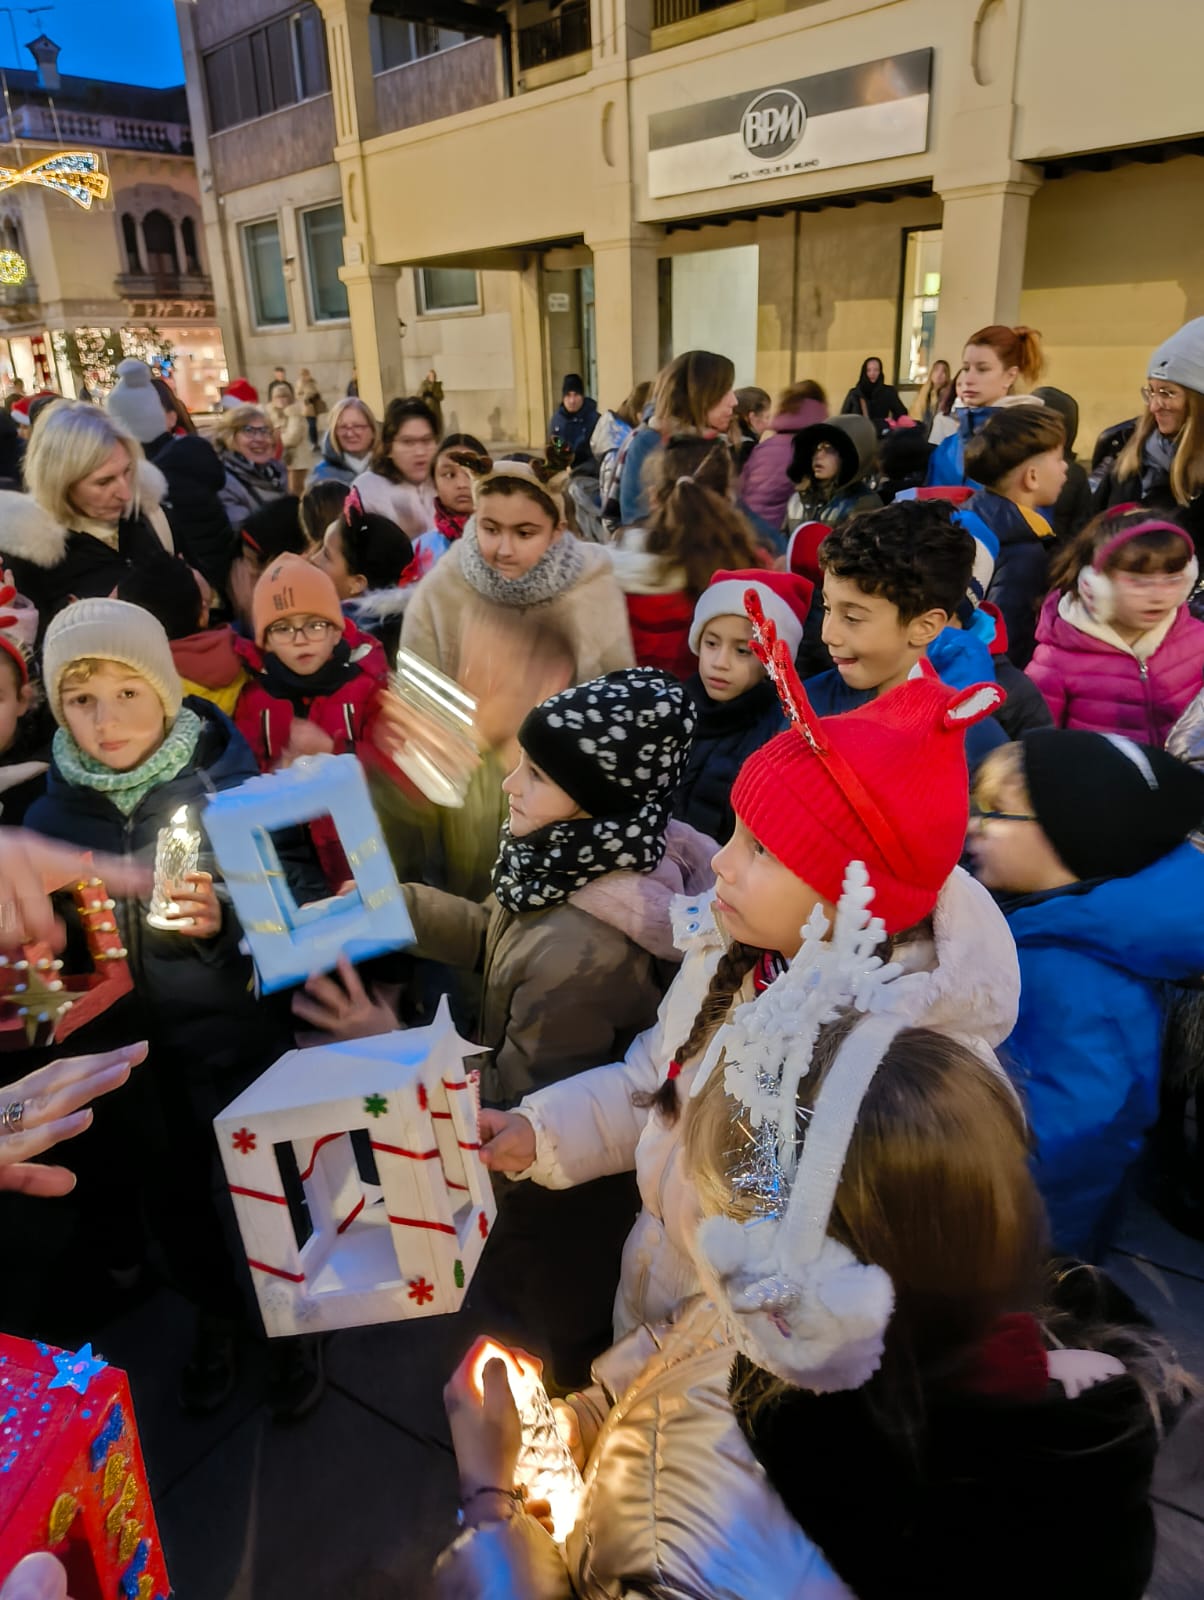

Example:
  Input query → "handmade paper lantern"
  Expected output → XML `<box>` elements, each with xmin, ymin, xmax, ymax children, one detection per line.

<box><xmin>0</xmin><ymin>878</ymin><xmax>131</xmax><ymax>1048</ymax></box>
<box><xmin>215</xmin><ymin>996</ymin><xmax>495</xmax><ymax>1337</ymax></box>
<box><xmin>0</xmin><ymin>1335</ymin><xmax>169</xmax><ymax>1599</ymax></box>
<box><xmin>202</xmin><ymin>753</ymin><xmax>412</xmax><ymax>992</ymax></box>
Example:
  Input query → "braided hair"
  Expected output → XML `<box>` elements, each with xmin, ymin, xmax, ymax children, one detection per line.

<box><xmin>637</xmin><ymin>941</ymin><xmax>760</xmax><ymax>1123</ymax></box>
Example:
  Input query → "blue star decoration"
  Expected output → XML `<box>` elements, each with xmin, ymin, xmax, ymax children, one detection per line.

<box><xmin>48</xmin><ymin>1344</ymin><xmax>108</xmax><ymax>1396</ymax></box>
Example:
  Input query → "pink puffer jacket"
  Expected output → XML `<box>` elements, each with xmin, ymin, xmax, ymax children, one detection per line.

<box><xmin>1026</xmin><ymin>591</ymin><xmax>1204</xmax><ymax>743</ymax></box>
<box><xmin>739</xmin><ymin>398</ymin><xmax>829</xmax><ymax>528</ymax></box>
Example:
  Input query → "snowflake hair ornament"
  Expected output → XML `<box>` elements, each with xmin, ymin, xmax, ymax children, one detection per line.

<box><xmin>691</xmin><ymin>863</ymin><xmax>914</xmax><ymax>1392</ymax></box>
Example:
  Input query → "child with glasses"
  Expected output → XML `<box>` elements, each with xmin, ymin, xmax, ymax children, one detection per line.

<box><xmin>233</xmin><ymin>554</ymin><xmax>389</xmax><ymax>884</ymax></box>
<box><xmin>968</xmin><ymin>727</ymin><xmax>1204</xmax><ymax>1257</ymax></box>
<box><xmin>1026</xmin><ymin>507</ymin><xmax>1204</xmax><ymax>743</ymax></box>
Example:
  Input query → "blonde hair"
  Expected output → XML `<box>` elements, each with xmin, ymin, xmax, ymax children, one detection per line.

<box><xmin>1116</xmin><ymin>387</ymin><xmax>1204</xmax><ymax>505</ymax></box>
<box><xmin>328</xmin><ymin>395</ymin><xmax>379</xmax><ymax>455</ymax></box>
<box><xmin>24</xmin><ymin>401</ymin><xmax>146</xmax><ymax>527</ymax></box>
<box><xmin>59</xmin><ymin>658</ymin><xmax>107</xmax><ymax>691</ymax></box>
<box><xmin>972</xmin><ymin>741</ymin><xmax>1030</xmax><ymax>814</ymax></box>
<box><xmin>214</xmin><ymin>405</ymin><xmax>269</xmax><ymax>454</ymax></box>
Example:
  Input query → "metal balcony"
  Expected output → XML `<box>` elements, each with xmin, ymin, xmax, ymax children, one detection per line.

<box><xmin>115</xmin><ymin>272</ymin><xmax>214</xmax><ymax>300</ymax></box>
<box><xmin>517</xmin><ymin>5</ymin><xmax>590</xmax><ymax>69</ymax></box>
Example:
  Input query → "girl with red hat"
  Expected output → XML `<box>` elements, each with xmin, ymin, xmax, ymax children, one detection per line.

<box><xmin>479</xmin><ymin>595</ymin><xmax>1022</xmax><ymax>1335</ymax></box>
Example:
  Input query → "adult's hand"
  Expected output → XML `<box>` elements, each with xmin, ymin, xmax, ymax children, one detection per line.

<box><xmin>0</xmin><ymin>832</ymin><xmax>151</xmax><ymax>951</ymax></box>
<box><xmin>0</xmin><ymin>1044</ymin><xmax>146</xmax><ymax>1197</ymax></box>
<box><xmin>444</xmin><ymin>1338</ymin><xmax>525</xmax><ymax>1504</ymax></box>
<box><xmin>478</xmin><ymin>1109</ymin><xmax>537</xmax><ymax>1175</ymax></box>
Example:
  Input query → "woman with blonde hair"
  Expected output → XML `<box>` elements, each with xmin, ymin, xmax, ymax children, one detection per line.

<box><xmin>307</xmin><ymin>395</ymin><xmax>379</xmax><ymax>490</ymax></box>
<box><xmin>214</xmin><ymin>403</ymin><xmax>287</xmax><ymax>531</ymax></box>
<box><xmin>1097</xmin><ymin>318</ymin><xmax>1204</xmax><ymax>543</ymax></box>
<box><xmin>0</xmin><ymin>400</ymin><xmax>179</xmax><ymax>633</ymax></box>
<box><xmin>618</xmin><ymin>350</ymin><xmax>737</xmax><ymax>526</ymax></box>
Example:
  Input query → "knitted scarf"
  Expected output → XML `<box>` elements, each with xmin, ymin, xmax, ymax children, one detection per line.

<box><xmin>434</xmin><ymin>499</ymin><xmax>469</xmax><ymax>543</ymax></box>
<box><xmin>458</xmin><ymin>520</ymin><xmax>585</xmax><ymax>609</ymax></box>
<box><xmin>53</xmin><ymin>706</ymin><xmax>203</xmax><ymax>816</ymax></box>
<box><xmin>1141</xmin><ymin>428</ymin><xmax>1177</xmax><ymax>498</ymax></box>
<box><xmin>491</xmin><ymin>800</ymin><xmax>670</xmax><ymax>913</ymax></box>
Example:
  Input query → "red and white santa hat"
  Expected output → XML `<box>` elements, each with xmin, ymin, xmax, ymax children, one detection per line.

<box><xmin>689</xmin><ymin>568</ymin><xmax>814</xmax><ymax>657</ymax></box>
<box><xmin>220</xmin><ymin>377</ymin><xmax>260</xmax><ymax>409</ymax></box>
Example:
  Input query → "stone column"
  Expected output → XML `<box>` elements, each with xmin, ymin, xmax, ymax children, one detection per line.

<box><xmin>933</xmin><ymin>176</ymin><xmax>1042</xmax><ymax>359</ymax></box>
<box><xmin>339</xmin><ymin>258</ymin><xmax>402</xmax><ymax>416</ymax></box>
<box><xmin>586</xmin><ymin>224</ymin><xmax>662</xmax><ymax>404</ymax></box>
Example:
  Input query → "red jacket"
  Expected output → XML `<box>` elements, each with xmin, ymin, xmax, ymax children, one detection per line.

<box><xmin>232</xmin><ymin>622</ymin><xmax>389</xmax><ymax>883</ymax></box>
<box><xmin>623</xmin><ymin>591</ymin><xmax>697</xmax><ymax>681</ymax></box>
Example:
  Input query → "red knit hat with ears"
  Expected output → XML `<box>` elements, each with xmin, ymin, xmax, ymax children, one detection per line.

<box><xmin>689</xmin><ymin>568</ymin><xmax>814</xmax><ymax>656</ymax></box>
<box><xmin>1077</xmin><ymin>517</ymin><xmax>1198</xmax><ymax>626</ymax></box>
<box><xmin>731</xmin><ymin>590</ymin><xmax>1004</xmax><ymax>933</ymax></box>
<box><xmin>0</xmin><ymin>580</ymin><xmax>28</xmax><ymax>685</ymax></box>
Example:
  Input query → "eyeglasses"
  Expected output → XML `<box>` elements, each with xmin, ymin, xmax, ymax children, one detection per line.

<box><xmin>1141</xmin><ymin>386</ymin><xmax>1181</xmax><ymax>405</ymax></box>
<box><xmin>239</xmin><ymin>425</ymin><xmax>274</xmax><ymax>439</ymax></box>
<box><xmin>1114</xmin><ymin>571</ymin><xmax>1187</xmax><ymax>592</ymax></box>
<box><xmin>969</xmin><ymin>804</ymin><xmax>1037</xmax><ymax>826</ymax></box>
<box><xmin>264</xmin><ymin>617</ymin><xmax>336</xmax><ymax>642</ymax></box>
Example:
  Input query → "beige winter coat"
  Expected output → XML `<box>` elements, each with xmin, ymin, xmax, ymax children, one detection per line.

<box><xmin>432</xmin><ymin>1298</ymin><xmax>852</xmax><ymax>1600</ymax></box>
<box><xmin>400</xmin><ymin>536</ymin><xmax>635</xmax><ymax>686</ymax></box>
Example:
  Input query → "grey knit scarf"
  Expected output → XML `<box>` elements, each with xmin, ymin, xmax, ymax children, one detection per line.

<box><xmin>458</xmin><ymin>519</ymin><xmax>586</xmax><ymax>609</ymax></box>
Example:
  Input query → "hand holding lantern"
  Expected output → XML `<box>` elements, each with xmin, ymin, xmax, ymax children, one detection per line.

<box><xmin>146</xmin><ymin>806</ymin><xmax>203</xmax><ymax>931</ymax></box>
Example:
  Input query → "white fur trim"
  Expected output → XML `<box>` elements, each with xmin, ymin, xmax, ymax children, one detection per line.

<box><xmin>135</xmin><ymin>457</ymin><xmax>167</xmax><ymax>514</ymax></box>
<box><xmin>0</xmin><ymin>492</ymin><xmax>68</xmax><ymax>569</ymax></box>
<box><xmin>689</xmin><ymin>579</ymin><xmax>804</xmax><ymax>656</ymax></box>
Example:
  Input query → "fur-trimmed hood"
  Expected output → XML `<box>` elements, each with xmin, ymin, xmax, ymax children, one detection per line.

<box><xmin>0</xmin><ymin>459</ymin><xmax>168</xmax><ymax>570</ymax></box>
<box><xmin>568</xmin><ymin>819</ymin><xmax>717</xmax><ymax>961</ymax></box>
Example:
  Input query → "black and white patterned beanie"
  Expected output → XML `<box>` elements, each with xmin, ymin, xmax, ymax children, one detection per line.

<box><xmin>492</xmin><ymin>667</ymin><xmax>695</xmax><ymax>913</ymax></box>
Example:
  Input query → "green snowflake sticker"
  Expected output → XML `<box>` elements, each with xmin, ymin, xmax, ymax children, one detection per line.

<box><xmin>454</xmin><ymin>1260</ymin><xmax>465</xmax><ymax>1289</ymax></box>
<box><xmin>363</xmin><ymin>1093</ymin><xmax>388</xmax><ymax>1118</ymax></box>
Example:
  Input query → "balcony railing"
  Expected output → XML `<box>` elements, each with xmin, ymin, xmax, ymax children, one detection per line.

<box><xmin>115</xmin><ymin>272</ymin><xmax>213</xmax><ymax>300</ymax></box>
<box><xmin>0</xmin><ymin>105</ymin><xmax>192</xmax><ymax>154</ymax></box>
<box><xmin>652</xmin><ymin>0</ymin><xmax>742</xmax><ymax>25</ymax></box>
<box><xmin>0</xmin><ymin>281</ymin><xmax>37</xmax><ymax>307</ymax></box>
<box><xmin>517</xmin><ymin>5</ymin><xmax>591</xmax><ymax>70</ymax></box>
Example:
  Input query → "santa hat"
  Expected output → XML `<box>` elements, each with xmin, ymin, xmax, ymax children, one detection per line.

<box><xmin>731</xmin><ymin>591</ymin><xmax>1003</xmax><ymax>933</ymax></box>
<box><xmin>1077</xmin><ymin>517</ymin><xmax>1198</xmax><ymax>626</ymax></box>
<box><xmin>786</xmin><ymin>522</ymin><xmax>829</xmax><ymax>586</ymax></box>
<box><xmin>689</xmin><ymin>568</ymin><xmax>813</xmax><ymax>657</ymax></box>
<box><xmin>221</xmin><ymin>377</ymin><xmax>259</xmax><ymax>409</ymax></box>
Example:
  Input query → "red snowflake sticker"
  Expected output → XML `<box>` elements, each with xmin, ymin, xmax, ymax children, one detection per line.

<box><xmin>231</xmin><ymin>1128</ymin><xmax>257</xmax><ymax>1155</ymax></box>
<box><xmin>417</xmin><ymin>1084</ymin><xmax>428</xmax><ymax>1112</ymax></box>
<box><xmin>478</xmin><ymin>1211</ymin><xmax>489</xmax><ymax>1239</ymax></box>
<box><xmin>407</xmin><ymin>1277</ymin><xmax>435</xmax><ymax>1306</ymax></box>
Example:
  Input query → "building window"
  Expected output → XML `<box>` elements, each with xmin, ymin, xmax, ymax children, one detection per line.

<box><xmin>370</xmin><ymin>15</ymin><xmax>467</xmax><ymax>72</ymax></box>
<box><xmin>121</xmin><ymin>213</ymin><xmax>141</xmax><ymax>272</ymax></box>
<box><xmin>203</xmin><ymin>5</ymin><xmax>330</xmax><ymax>133</ymax></box>
<box><xmin>243</xmin><ymin>218</ymin><xmax>290</xmax><ymax>327</ymax></box>
<box><xmin>896</xmin><ymin>227</ymin><xmax>942</xmax><ymax>386</ymax></box>
<box><xmin>416</xmin><ymin>267</ymin><xmax>480</xmax><ymax>316</ymax></box>
<box><xmin>301</xmin><ymin>203</ymin><xmax>348</xmax><ymax>323</ymax></box>
<box><xmin>181</xmin><ymin>216</ymin><xmax>201</xmax><ymax>274</ymax></box>
<box><xmin>143</xmin><ymin>211</ymin><xmax>179</xmax><ymax>276</ymax></box>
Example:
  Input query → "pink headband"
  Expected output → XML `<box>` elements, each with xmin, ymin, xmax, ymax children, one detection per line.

<box><xmin>1094</xmin><ymin>518</ymin><xmax>1195</xmax><ymax>571</ymax></box>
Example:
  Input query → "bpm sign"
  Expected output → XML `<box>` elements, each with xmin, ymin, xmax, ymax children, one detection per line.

<box><xmin>741</xmin><ymin>89</ymin><xmax>807</xmax><ymax>160</ymax></box>
<box><xmin>646</xmin><ymin>48</ymin><xmax>933</xmax><ymax>200</ymax></box>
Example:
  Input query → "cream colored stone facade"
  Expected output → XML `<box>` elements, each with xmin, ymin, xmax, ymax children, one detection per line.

<box><xmin>243</xmin><ymin>0</ymin><xmax>1204</xmax><ymax>449</ymax></box>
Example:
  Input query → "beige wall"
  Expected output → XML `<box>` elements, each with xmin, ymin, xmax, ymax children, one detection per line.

<box><xmin>397</xmin><ymin>267</ymin><xmax>528</xmax><ymax>445</ymax></box>
<box><xmin>1020</xmin><ymin>155</ymin><xmax>1204</xmax><ymax>454</ymax></box>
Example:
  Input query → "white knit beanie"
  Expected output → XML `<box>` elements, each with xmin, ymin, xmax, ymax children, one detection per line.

<box><xmin>1149</xmin><ymin>317</ymin><xmax>1204</xmax><ymax>396</ymax></box>
<box><xmin>105</xmin><ymin>359</ymin><xmax>169</xmax><ymax>445</ymax></box>
<box><xmin>42</xmin><ymin>598</ymin><xmax>183</xmax><ymax>725</ymax></box>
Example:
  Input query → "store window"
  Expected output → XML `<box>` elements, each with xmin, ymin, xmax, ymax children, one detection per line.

<box><xmin>204</xmin><ymin>6</ymin><xmax>330</xmax><ymax>133</ymax></box>
<box><xmin>896</xmin><ymin>227</ymin><xmax>942</xmax><ymax>386</ymax></box>
<box><xmin>302</xmin><ymin>203</ymin><xmax>349</xmax><ymax>323</ymax></box>
<box><xmin>243</xmin><ymin>218</ymin><xmax>289</xmax><ymax>328</ymax></box>
<box><xmin>416</xmin><ymin>268</ymin><xmax>480</xmax><ymax>316</ymax></box>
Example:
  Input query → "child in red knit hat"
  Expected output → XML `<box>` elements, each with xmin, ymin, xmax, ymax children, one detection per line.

<box><xmin>479</xmin><ymin>591</ymin><xmax>1022</xmax><ymax>1334</ymax></box>
<box><xmin>672</xmin><ymin>568</ymin><xmax>812</xmax><ymax>844</ymax></box>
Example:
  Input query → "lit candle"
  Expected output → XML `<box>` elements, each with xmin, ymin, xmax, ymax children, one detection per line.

<box><xmin>470</xmin><ymin>1340</ymin><xmax>584</xmax><ymax>1543</ymax></box>
<box><xmin>147</xmin><ymin>805</ymin><xmax>202</xmax><ymax>930</ymax></box>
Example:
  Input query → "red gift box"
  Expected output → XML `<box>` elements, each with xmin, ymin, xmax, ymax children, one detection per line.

<box><xmin>0</xmin><ymin>1335</ymin><xmax>170</xmax><ymax>1598</ymax></box>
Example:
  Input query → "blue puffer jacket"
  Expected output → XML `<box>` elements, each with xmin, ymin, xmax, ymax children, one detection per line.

<box><xmin>1000</xmin><ymin>842</ymin><xmax>1204</xmax><ymax>1257</ymax></box>
<box><xmin>927</xmin><ymin>407</ymin><xmax>998</xmax><ymax>487</ymax></box>
<box><xmin>960</xmin><ymin>489</ymin><xmax>1055</xmax><ymax>669</ymax></box>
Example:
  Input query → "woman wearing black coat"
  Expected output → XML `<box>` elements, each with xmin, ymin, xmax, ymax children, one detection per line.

<box><xmin>841</xmin><ymin>356</ymin><xmax>907</xmax><ymax>432</ymax></box>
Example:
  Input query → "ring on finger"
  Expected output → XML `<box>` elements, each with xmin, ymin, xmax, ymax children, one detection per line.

<box><xmin>0</xmin><ymin>1100</ymin><xmax>25</xmax><ymax>1134</ymax></box>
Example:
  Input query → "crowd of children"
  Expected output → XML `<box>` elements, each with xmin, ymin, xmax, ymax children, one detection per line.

<box><xmin>1</xmin><ymin>318</ymin><xmax>1204</xmax><ymax>1595</ymax></box>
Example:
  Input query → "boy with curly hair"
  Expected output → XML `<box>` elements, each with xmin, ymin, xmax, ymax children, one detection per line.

<box><xmin>807</xmin><ymin>499</ymin><xmax>1006</xmax><ymax>766</ymax></box>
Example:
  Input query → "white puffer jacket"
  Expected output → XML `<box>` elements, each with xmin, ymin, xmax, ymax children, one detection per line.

<box><xmin>515</xmin><ymin>867</ymin><xmax>1021</xmax><ymax>1335</ymax></box>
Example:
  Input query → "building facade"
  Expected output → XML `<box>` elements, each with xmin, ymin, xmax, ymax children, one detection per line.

<box><xmin>217</xmin><ymin>0</ymin><xmax>1202</xmax><ymax>455</ymax></box>
<box><xmin>0</xmin><ymin>39</ymin><xmax>224</xmax><ymax>412</ymax></box>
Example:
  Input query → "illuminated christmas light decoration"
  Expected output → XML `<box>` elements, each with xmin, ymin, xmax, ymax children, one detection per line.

<box><xmin>0</xmin><ymin>250</ymin><xmax>27</xmax><ymax>286</ymax></box>
<box><xmin>0</xmin><ymin>151</ymin><xmax>109</xmax><ymax>210</ymax></box>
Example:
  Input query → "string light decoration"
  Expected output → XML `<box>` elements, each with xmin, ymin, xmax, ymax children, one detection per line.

<box><xmin>0</xmin><ymin>251</ymin><xmax>26</xmax><ymax>286</ymax></box>
<box><xmin>0</xmin><ymin>151</ymin><xmax>109</xmax><ymax>210</ymax></box>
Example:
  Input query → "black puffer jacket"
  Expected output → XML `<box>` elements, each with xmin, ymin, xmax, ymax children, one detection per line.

<box><xmin>145</xmin><ymin>430</ymin><xmax>233</xmax><ymax>594</ymax></box>
<box><xmin>672</xmin><ymin>675</ymin><xmax>784</xmax><ymax>844</ymax></box>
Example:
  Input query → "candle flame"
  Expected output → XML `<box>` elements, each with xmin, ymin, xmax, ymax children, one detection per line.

<box><xmin>170</xmin><ymin>806</ymin><xmax>190</xmax><ymax>826</ymax></box>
